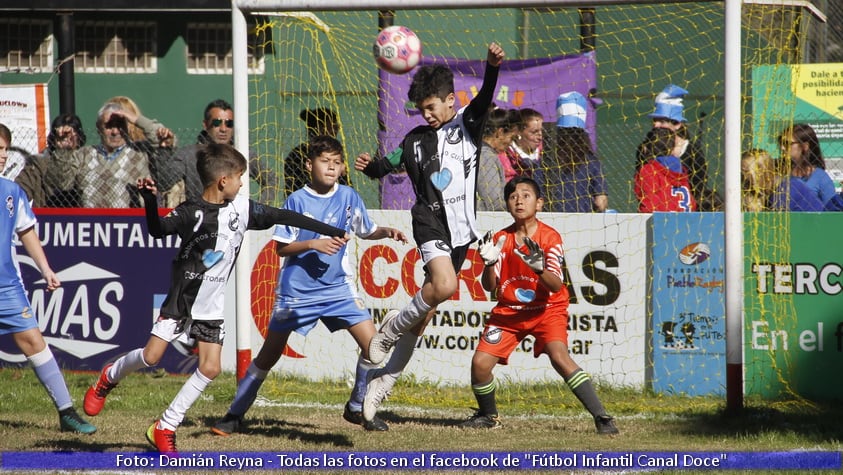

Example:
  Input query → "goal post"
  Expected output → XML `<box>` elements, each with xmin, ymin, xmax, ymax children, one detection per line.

<box><xmin>230</xmin><ymin>0</ymin><xmax>831</xmax><ymax>409</ymax></box>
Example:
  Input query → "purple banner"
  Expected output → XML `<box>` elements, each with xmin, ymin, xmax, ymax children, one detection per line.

<box><xmin>1</xmin><ymin>210</ymin><xmax>198</xmax><ymax>374</ymax></box>
<box><xmin>377</xmin><ymin>52</ymin><xmax>598</xmax><ymax>209</ymax></box>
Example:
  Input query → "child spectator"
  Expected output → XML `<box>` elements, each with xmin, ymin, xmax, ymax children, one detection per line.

<box><xmin>741</xmin><ymin>149</ymin><xmax>824</xmax><ymax>212</ymax></box>
<box><xmin>355</xmin><ymin>43</ymin><xmax>505</xmax><ymax>425</ymax></box>
<box><xmin>540</xmin><ymin>91</ymin><xmax>608</xmax><ymax>212</ymax></box>
<box><xmin>210</xmin><ymin>136</ymin><xmax>406</xmax><ymax>436</ymax></box>
<box><xmin>634</xmin><ymin>127</ymin><xmax>697</xmax><ymax>212</ymax></box>
<box><xmin>82</xmin><ymin>143</ymin><xmax>346</xmax><ymax>453</ymax></box>
<box><xmin>0</xmin><ymin>123</ymin><xmax>95</xmax><ymax>435</ymax></box>
<box><xmin>462</xmin><ymin>176</ymin><xmax>618</xmax><ymax>434</ymax></box>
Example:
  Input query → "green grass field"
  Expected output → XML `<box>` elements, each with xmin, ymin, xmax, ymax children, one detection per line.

<box><xmin>0</xmin><ymin>367</ymin><xmax>841</xmax><ymax>474</ymax></box>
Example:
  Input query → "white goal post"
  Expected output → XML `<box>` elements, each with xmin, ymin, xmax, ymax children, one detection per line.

<box><xmin>230</xmin><ymin>0</ymin><xmax>744</xmax><ymax>408</ymax></box>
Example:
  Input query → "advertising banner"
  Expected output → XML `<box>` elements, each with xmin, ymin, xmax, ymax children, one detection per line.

<box><xmin>247</xmin><ymin>211</ymin><xmax>648</xmax><ymax>387</ymax></box>
<box><xmin>651</xmin><ymin>213</ymin><xmax>725</xmax><ymax>396</ymax></box>
<box><xmin>752</xmin><ymin>63</ymin><xmax>843</xmax><ymax>190</ymax></box>
<box><xmin>0</xmin><ymin>84</ymin><xmax>50</xmax><ymax>180</ymax></box>
<box><xmin>743</xmin><ymin>213</ymin><xmax>843</xmax><ymax>400</ymax></box>
<box><xmin>0</xmin><ymin>210</ymin><xmax>198</xmax><ymax>374</ymax></box>
<box><xmin>5</xmin><ymin>210</ymin><xmax>647</xmax><ymax>388</ymax></box>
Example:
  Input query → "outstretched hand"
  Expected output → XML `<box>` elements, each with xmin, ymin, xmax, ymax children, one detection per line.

<box><xmin>478</xmin><ymin>231</ymin><xmax>506</xmax><ymax>266</ymax></box>
<box><xmin>355</xmin><ymin>152</ymin><xmax>373</xmax><ymax>172</ymax></box>
<box><xmin>487</xmin><ymin>42</ymin><xmax>505</xmax><ymax>67</ymax></box>
<box><xmin>513</xmin><ymin>237</ymin><xmax>545</xmax><ymax>274</ymax></box>
<box><xmin>137</xmin><ymin>177</ymin><xmax>158</xmax><ymax>196</ymax></box>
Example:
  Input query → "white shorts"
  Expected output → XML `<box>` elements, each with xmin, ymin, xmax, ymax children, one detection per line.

<box><xmin>417</xmin><ymin>240</ymin><xmax>470</xmax><ymax>272</ymax></box>
<box><xmin>151</xmin><ymin>316</ymin><xmax>225</xmax><ymax>346</ymax></box>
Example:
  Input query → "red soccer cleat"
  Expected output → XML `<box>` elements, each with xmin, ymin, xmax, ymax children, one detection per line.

<box><xmin>146</xmin><ymin>420</ymin><xmax>177</xmax><ymax>453</ymax></box>
<box><xmin>83</xmin><ymin>363</ymin><xmax>117</xmax><ymax>416</ymax></box>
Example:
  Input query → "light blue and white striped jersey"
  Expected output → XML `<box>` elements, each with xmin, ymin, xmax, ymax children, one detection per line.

<box><xmin>0</xmin><ymin>177</ymin><xmax>37</xmax><ymax>313</ymax></box>
<box><xmin>272</xmin><ymin>184</ymin><xmax>376</xmax><ymax>305</ymax></box>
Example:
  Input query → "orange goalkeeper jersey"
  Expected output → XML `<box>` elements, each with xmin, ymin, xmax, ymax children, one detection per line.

<box><xmin>490</xmin><ymin>220</ymin><xmax>569</xmax><ymax>316</ymax></box>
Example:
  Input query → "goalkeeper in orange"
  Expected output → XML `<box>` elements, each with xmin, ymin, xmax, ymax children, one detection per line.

<box><xmin>459</xmin><ymin>176</ymin><xmax>619</xmax><ymax>434</ymax></box>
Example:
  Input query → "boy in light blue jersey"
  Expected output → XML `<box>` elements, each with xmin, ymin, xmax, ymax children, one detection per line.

<box><xmin>0</xmin><ymin>123</ymin><xmax>95</xmax><ymax>435</ymax></box>
<box><xmin>212</xmin><ymin>135</ymin><xmax>407</xmax><ymax>434</ymax></box>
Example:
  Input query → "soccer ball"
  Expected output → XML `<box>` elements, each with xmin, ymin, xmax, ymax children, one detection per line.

<box><xmin>373</xmin><ymin>25</ymin><xmax>422</xmax><ymax>75</ymax></box>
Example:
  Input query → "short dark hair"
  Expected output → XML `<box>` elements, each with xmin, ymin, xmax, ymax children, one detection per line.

<box><xmin>196</xmin><ymin>143</ymin><xmax>247</xmax><ymax>187</ymax></box>
<box><xmin>204</xmin><ymin>99</ymin><xmax>233</xmax><ymax>121</ymax></box>
<box><xmin>504</xmin><ymin>176</ymin><xmax>542</xmax><ymax>200</ymax></box>
<box><xmin>408</xmin><ymin>65</ymin><xmax>454</xmax><ymax>104</ymax></box>
<box><xmin>307</xmin><ymin>135</ymin><xmax>343</xmax><ymax>161</ymax></box>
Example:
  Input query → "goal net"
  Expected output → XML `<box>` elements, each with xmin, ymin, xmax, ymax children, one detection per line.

<box><xmin>235</xmin><ymin>0</ymin><xmax>839</xmax><ymax>404</ymax></box>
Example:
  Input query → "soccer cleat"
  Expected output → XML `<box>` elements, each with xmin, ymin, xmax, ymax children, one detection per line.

<box><xmin>343</xmin><ymin>402</ymin><xmax>388</xmax><ymax>431</ymax></box>
<box><xmin>362</xmin><ymin>370</ymin><xmax>393</xmax><ymax>422</ymax></box>
<box><xmin>147</xmin><ymin>420</ymin><xmax>177</xmax><ymax>453</ymax></box>
<box><xmin>458</xmin><ymin>411</ymin><xmax>501</xmax><ymax>429</ymax></box>
<box><xmin>84</xmin><ymin>363</ymin><xmax>117</xmax><ymax>416</ymax></box>
<box><xmin>367</xmin><ymin>309</ymin><xmax>400</xmax><ymax>365</ymax></box>
<box><xmin>595</xmin><ymin>415</ymin><xmax>620</xmax><ymax>435</ymax></box>
<box><xmin>211</xmin><ymin>413</ymin><xmax>244</xmax><ymax>437</ymax></box>
<box><xmin>59</xmin><ymin>407</ymin><xmax>97</xmax><ymax>434</ymax></box>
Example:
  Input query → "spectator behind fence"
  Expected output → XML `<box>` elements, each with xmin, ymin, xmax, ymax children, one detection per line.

<box><xmin>634</xmin><ymin>127</ymin><xmax>697</xmax><ymax>212</ymax></box>
<box><xmin>637</xmin><ymin>84</ymin><xmax>712</xmax><ymax>208</ymax></box>
<box><xmin>153</xmin><ymin>99</ymin><xmax>280</xmax><ymax>208</ymax></box>
<box><xmin>741</xmin><ymin>149</ymin><xmax>824</xmax><ymax>212</ymax></box>
<box><xmin>477</xmin><ymin>107</ymin><xmax>517</xmax><ymax>211</ymax></box>
<box><xmin>540</xmin><ymin>91</ymin><xmax>608</xmax><ymax>213</ymax></box>
<box><xmin>506</xmin><ymin>108</ymin><xmax>543</xmax><ymax>177</ymax></box>
<box><xmin>284</xmin><ymin>107</ymin><xmax>346</xmax><ymax>197</ymax></box>
<box><xmin>72</xmin><ymin>100</ymin><xmax>174</xmax><ymax>208</ymax></box>
<box><xmin>16</xmin><ymin>113</ymin><xmax>86</xmax><ymax>207</ymax></box>
<box><xmin>779</xmin><ymin>123</ymin><xmax>837</xmax><ymax>207</ymax></box>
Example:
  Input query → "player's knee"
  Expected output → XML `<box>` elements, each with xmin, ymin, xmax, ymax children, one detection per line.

<box><xmin>429</xmin><ymin>277</ymin><xmax>458</xmax><ymax>303</ymax></box>
<box><xmin>198</xmin><ymin>363</ymin><xmax>221</xmax><ymax>380</ymax></box>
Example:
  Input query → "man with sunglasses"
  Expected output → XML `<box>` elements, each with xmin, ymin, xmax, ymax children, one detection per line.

<box><xmin>153</xmin><ymin>99</ymin><xmax>279</xmax><ymax>206</ymax></box>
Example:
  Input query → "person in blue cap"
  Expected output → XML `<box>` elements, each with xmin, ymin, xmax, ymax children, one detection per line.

<box><xmin>636</xmin><ymin>84</ymin><xmax>716</xmax><ymax>210</ymax></box>
<box><xmin>538</xmin><ymin>91</ymin><xmax>608</xmax><ymax>212</ymax></box>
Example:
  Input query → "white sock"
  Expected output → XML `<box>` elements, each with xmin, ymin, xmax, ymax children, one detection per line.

<box><xmin>161</xmin><ymin>369</ymin><xmax>212</xmax><ymax>430</ymax></box>
<box><xmin>383</xmin><ymin>332</ymin><xmax>419</xmax><ymax>379</ymax></box>
<box><xmin>386</xmin><ymin>292</ymin><xmax>431</xmax><ymax>338</ymax></box>
<box><xmin>108</xmin><ymin>348</ymin><xmax>150</xmax><ymax>383</ymax></box>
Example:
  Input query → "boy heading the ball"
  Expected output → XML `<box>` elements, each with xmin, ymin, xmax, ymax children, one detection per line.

<box><xmin>461</xmin><ymin>176</ymin><xmax>619</xmax><ymax>434</ymax></box>
<box><xmin>355</xmin><ymin>42</ymin><xmax>505</xmax><ymax>424</ymax></box>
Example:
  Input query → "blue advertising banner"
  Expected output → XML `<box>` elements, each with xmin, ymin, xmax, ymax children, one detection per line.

<box><xmin>651</xmin><ymin>213</ymin><xmax>726</xmax><ymax>396</ymax></box>
<box><xmin>0</xmin><ymin>209</ymin><xmax>198</xmax><ymax>374</ymax></box>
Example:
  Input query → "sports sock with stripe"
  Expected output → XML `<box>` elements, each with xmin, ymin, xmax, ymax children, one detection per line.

<box><xmin>565</xmin><ymin>368</ymin><xmax>607</xmax><ymax>417</ymax></box>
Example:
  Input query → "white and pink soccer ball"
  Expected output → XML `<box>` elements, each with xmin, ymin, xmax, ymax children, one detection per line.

<box><xmin>373</xmin><ymin>25</ymin><xmax>422</xmax><ymax>75</ymax></box>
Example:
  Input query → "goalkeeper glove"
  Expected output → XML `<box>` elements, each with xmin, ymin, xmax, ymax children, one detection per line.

<box><xmin>514</xmin><ymin>237</ymin><xmax>545</xmax><ymax>274</ymax></box>
<box><xmin>478</xmin><ymin>231</ymin><xmax>506</xmax><ymax>266</ymax></box>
